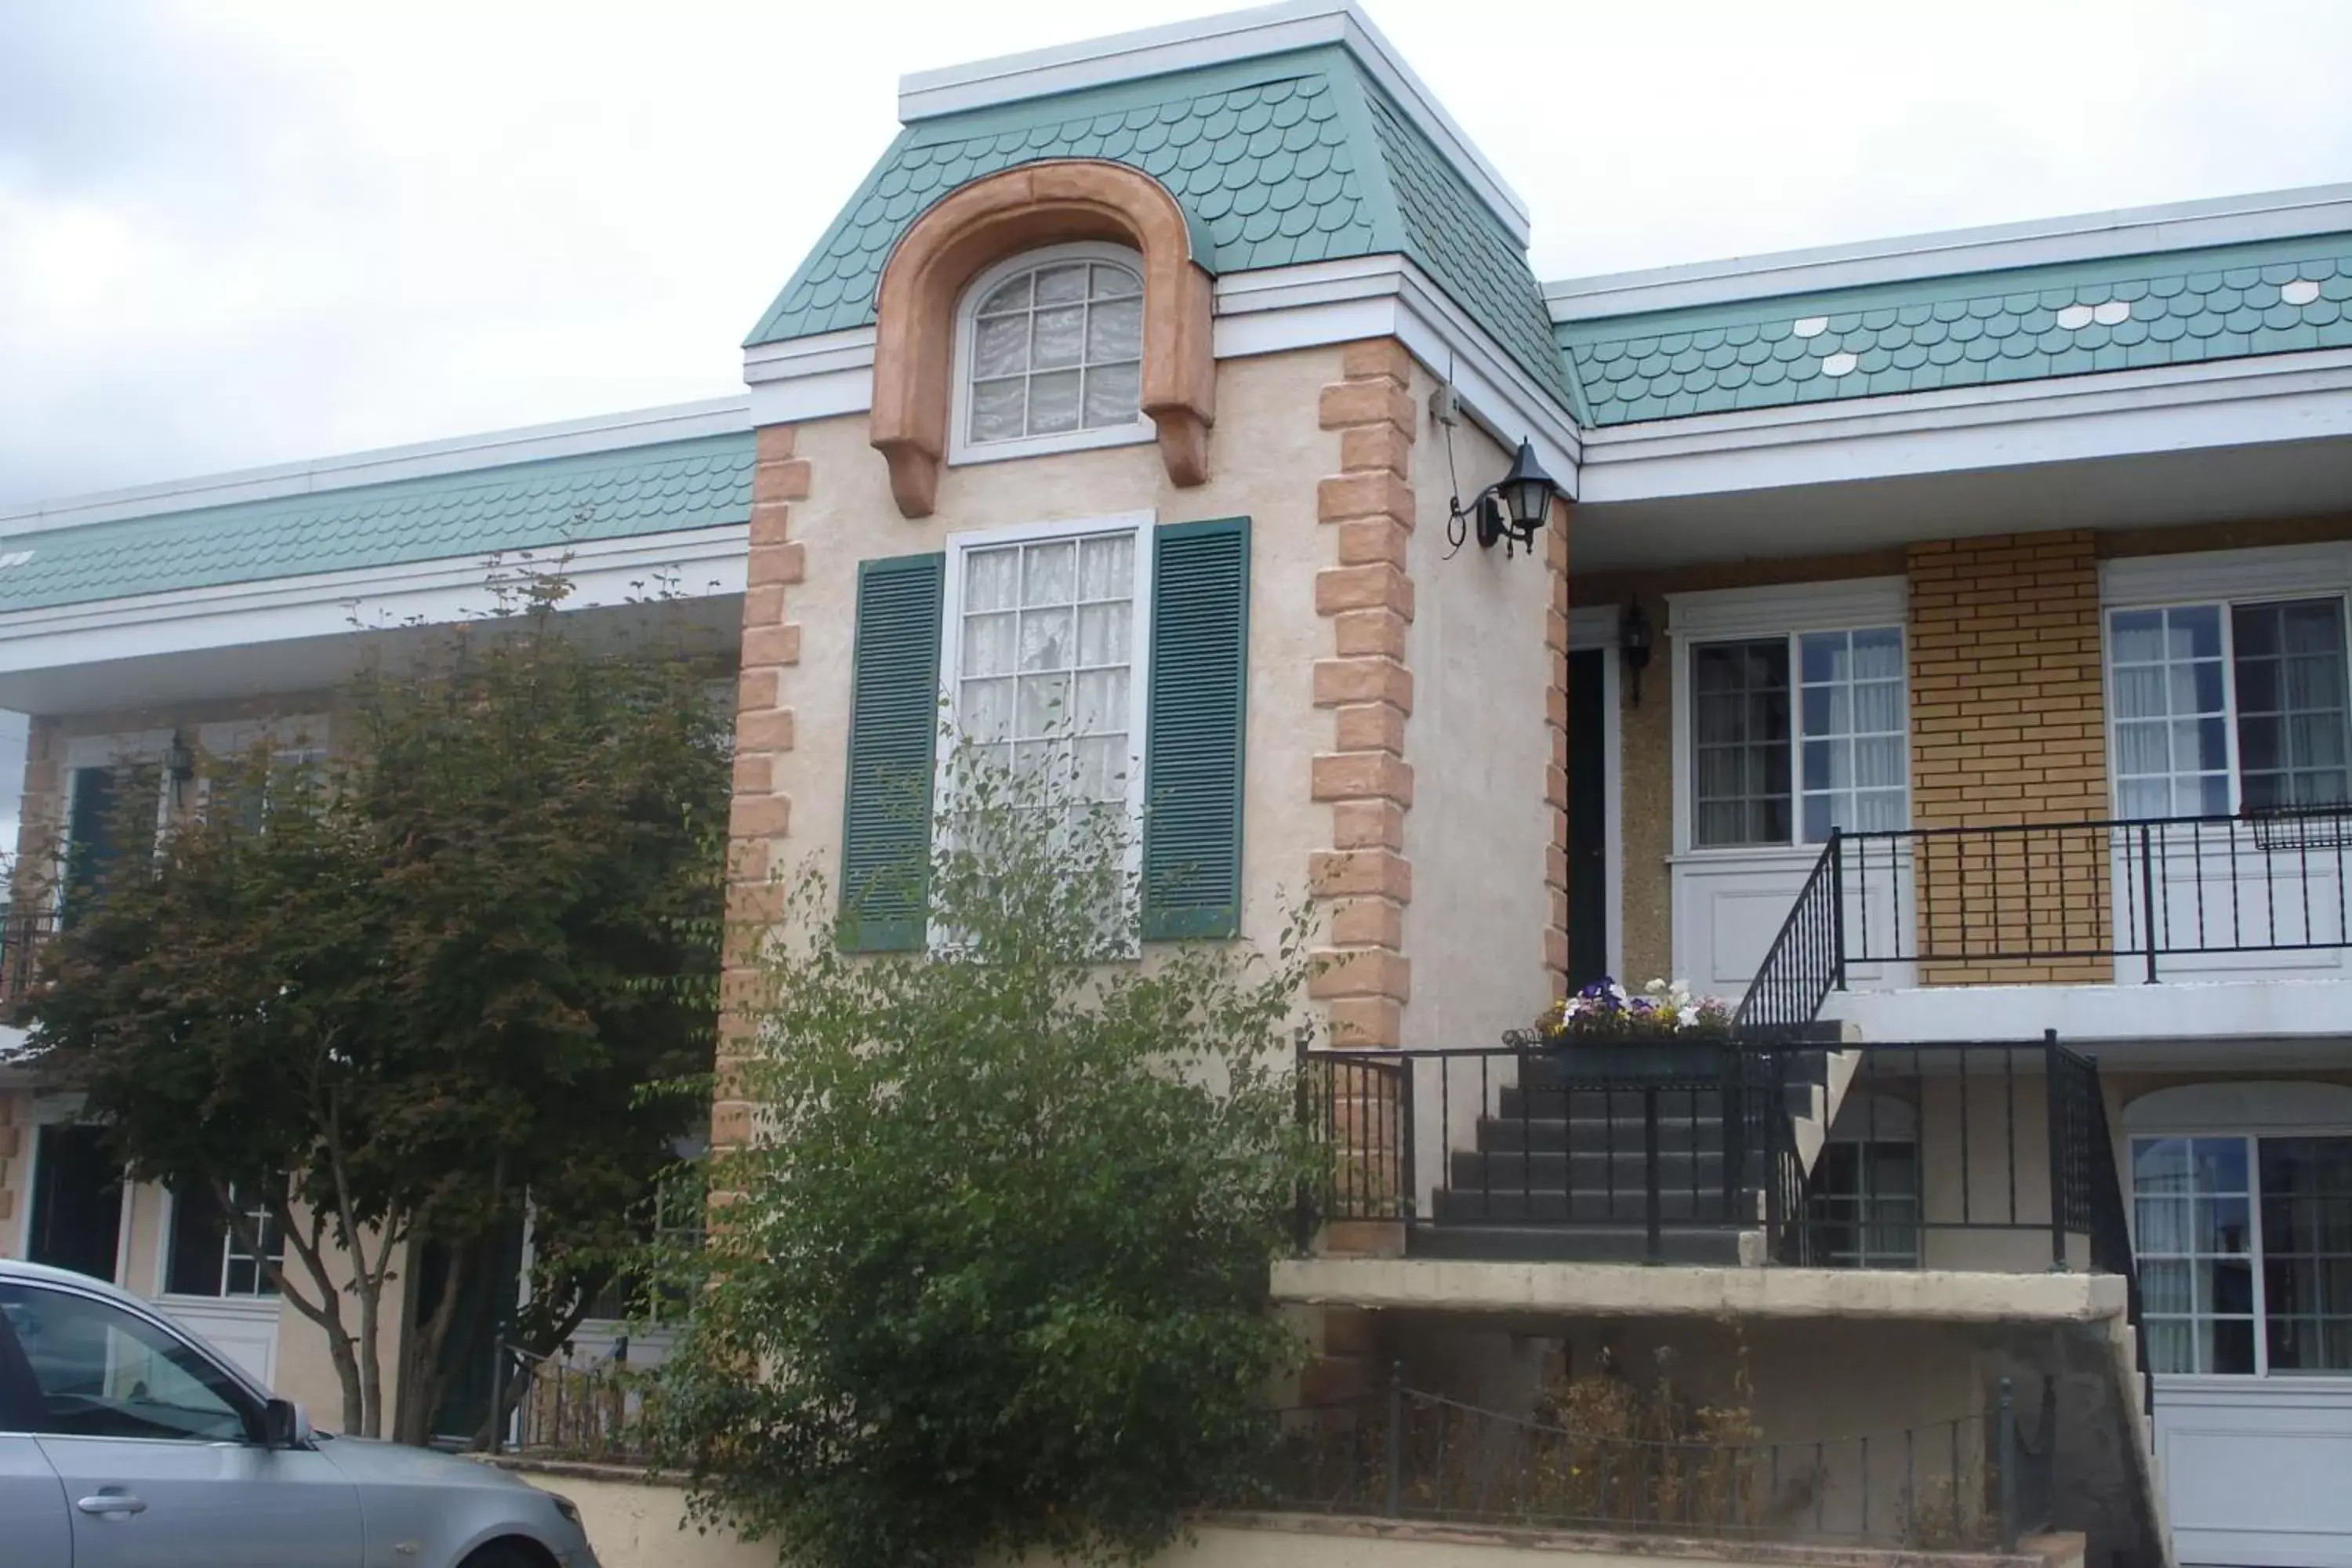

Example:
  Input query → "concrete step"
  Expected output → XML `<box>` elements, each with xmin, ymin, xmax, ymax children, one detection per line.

<box><xmin>1475</xmin><ymin>1116</ymin><xmax>1726</xmax><ymax>1153</ymax></box>
<box><xmin>1497</xmin><ymin>1086</ymin><xmax>1728</xmax><ymax>1121</ymax></box>
<box><xmin>1450</xmin><ymin>1148</ymin><xmax>1730</xmax><ymax>1192</ymax></box>
<box><xmin>1407</xmin><ymin>1221</ymin><xmax>1748</xmax><ymax>1265</ymax></box>
<box><xmin>1430</xmin><ymin>1185</ymin><xmax>1744</xmax><ymax>1226</ymax></box>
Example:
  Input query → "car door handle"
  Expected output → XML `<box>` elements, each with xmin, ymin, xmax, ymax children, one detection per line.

<box><xmin>75</xmin><ymin>1491</ymin><xmax>148</xmax><ymax>1516</ymax></box>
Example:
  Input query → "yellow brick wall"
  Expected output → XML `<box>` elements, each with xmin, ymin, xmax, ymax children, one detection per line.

<box><xmin>1907</xmin><ymin>532</ymin><xmax>2110</xmax><ymax>984</ymax></box>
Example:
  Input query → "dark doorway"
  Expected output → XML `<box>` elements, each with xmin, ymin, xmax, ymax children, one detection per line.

<box><xmin>27</xmin><ymin>1123</ymin><xmax>123</xmax><ymax>1282</ymax></box>
<box><xmin>1565</xmin><ymin>649</ymin><xmax>1610</xmax><ymax>991</ymax></box>
<box><xmin>414</xmin><ymin>1221</ymin><xmax>527</xmax><ymax>1448</ymax></box>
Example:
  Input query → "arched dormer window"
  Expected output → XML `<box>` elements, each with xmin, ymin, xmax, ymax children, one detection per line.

<box><xmin>952</xmin><ymin>243</ymin><xmax>1151</xmax><ymax>463</ymax></box>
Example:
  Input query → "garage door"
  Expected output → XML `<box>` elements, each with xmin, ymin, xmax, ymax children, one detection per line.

<box><xmin>2158</xmin><ymin>1379</ymin><xmax>2352</xmax><ymax>1566</ymax></box>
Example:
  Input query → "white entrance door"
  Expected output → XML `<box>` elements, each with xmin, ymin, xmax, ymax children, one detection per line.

<box><xmin>152</xmin><ymin>1299</ymin><xmax>280</xmax><ymax>1390</ymax></box>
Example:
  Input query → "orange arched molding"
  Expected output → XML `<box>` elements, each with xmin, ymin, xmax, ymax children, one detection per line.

<box><xmin>869</xmin><ymin>160</ymin><xmax>1217</xmax><ymax>518</ymax></box>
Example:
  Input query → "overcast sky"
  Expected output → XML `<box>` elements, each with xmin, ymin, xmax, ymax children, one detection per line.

<box><xmin>7</xmin><ymin>0</ymin><xmax>2352</xmax><ymax>514</ymax></box>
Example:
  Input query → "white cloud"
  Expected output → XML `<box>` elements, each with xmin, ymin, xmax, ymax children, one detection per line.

<box><xmin>1</xmin><ymin>0</ymin><xmax>2350</xmax><ymax>508</ymax></box>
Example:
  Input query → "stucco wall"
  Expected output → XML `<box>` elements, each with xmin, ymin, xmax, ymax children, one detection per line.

<box><xmin>0</xmin><ymin>1089</ymin><xmax>25</xmax><ymax>1251</ymax></box>
<box><xmin>1398</xmin><ymin>377</ymin><xmax>1554</xmax><ymax>1051</ymax></box>
<box><xmin>762</xmin><ymin>346</ymin><xmax>1336</xmax><ymax>954</ymax></box>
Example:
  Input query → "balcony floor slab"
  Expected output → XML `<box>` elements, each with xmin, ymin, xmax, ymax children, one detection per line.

<box><xmin>1271</xmin><ymin>1257</ymin><xmax>2129</xmax><ymax>1323</ymax></box>
<box><xmin>1824</xmin><ymin>975</ymin><xmax>2352</xmax><ymax>1047</ymax></box>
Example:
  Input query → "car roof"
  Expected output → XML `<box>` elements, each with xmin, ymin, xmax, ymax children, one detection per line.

<box><xmin>0</xmin><ymin>1258</ymin><xmax>153</xmax><ymax>1308</ymax></box>
<box><xmin>0</xmin><ymin>1259</ymin><xmax>278</xmax><ymax>1405</ymax></box>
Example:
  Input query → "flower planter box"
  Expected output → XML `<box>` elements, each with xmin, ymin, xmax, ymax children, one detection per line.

<box><xmin>1544</xmin><ymin>1040</ymin><xmax>1731</xmax><ymax>1084</ymax></box>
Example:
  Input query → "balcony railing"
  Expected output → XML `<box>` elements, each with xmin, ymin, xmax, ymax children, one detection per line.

<box><xmin>0</xmin><ymin>906</ymin><xmax>56</xmax><ymax>1014</ymax></box>
<box><xmin>1300</xmin><ymin>1035</ymin><xmax>2122</xmax><ymax>1276</ymax></box>
<box><xmin>1831</xmin><ymin>802</ymin><xmax>2352</xmax><ymax>984</ymax></box>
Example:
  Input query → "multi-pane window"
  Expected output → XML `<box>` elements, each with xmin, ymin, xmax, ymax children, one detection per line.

<box><xmin>62</xmin><ymin>763</ymin><xmax>162</xmax><ymax>924</ymax></box>
<box><xmin>1693</xmin><ymin>640</ymin><xmax>1790</xmax><ymax>848</ymax></box>
<box><xmin>2108</xmin><ymin>597</ymin><xmax>2351</xmax><ymax>818</ymax></box>
<box><xmin>963</xmin><ymin>252</ymin><xmax>1145</xmax><ymax>449</ymax></box>
<box><xmin>1801</xmin><ymin>629</ymin><xmax>1907</xmax><ymax>843</ymax></box>
<box><xmin>164</xmin><ymin>1181</ymin><xmax>285</xmax><ymax>1299</ymax></box>
<box><xmin>949</xmin><ymin>525</ymin><xmax>1145</xmax><ymax>826</ymax></box>
<box><xmin>1806</xmin><ymin>1138</ymin><xmax>1921</xmax><ymax>1269</ymax></box>
<box><xmin>2234</xmin><ymin>601</ymin><xmax>2350</xmax><ymax>811</ymax></box>
<box><xmin>2133</xmin><ymin>1134</ymin><xmax>2352</xmax><ymax>1375</ymax></box>
<box><xmin>1691</xmin><ymin>626</ymin><xmax>1907</xmax><ymax>849</ymax></box>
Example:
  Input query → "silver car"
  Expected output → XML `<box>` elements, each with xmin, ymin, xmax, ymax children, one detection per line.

<box><xmin>0</xmin><ymin>1258</ymin><xmax>599</xmax><ymax>1567</ymax></box>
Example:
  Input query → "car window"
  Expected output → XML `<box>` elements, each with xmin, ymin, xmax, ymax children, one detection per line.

<box><xmin>0</xmin><ymin>1282</ymin><xmax>256</xmax><ymax>1443</ymax></box>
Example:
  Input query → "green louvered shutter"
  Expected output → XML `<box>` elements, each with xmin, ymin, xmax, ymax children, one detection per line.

<box><xmin>839</xmin><ymin>552</ymin><xmax>944</xmax><ymax>951</ymax></box>
<box><xmin>1143</xmin><ymin>517</ymin><xmax>1250</xmax><ymax>940</ymax></box>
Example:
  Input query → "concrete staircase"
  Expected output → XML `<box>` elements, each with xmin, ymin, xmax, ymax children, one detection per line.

<box><xmin>1406</xmin><ymin>1027</ymin><xmax>1863</xmax><ymax>1265</ymax></box>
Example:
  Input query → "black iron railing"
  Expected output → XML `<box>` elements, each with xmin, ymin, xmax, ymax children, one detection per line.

<box><xmin>2075</xmin><ymin>1059</ymin><xmax>2155</xmax><ymax>1419</ymax></box>
<box><xmin>1729</xmin><ymin>807</ymin><xmax>2352</xmax><ymax>1028</ymax></box>
<box><xmin>487</xmin><ymin>1341</ymin><xmax>656</xmax><ymax>1462</ymax></box>
<box><xmin>1836</xmin><ymin>804</ymin><xmax>2352</xmax><ymax>981</ymax></box>
<box><xmin>1299</xmin><ymin>1041</ymin><xmax>1781</xmax><ymax>1261</ymax></box>
<box><xmin>0</xmin><ymin>905</ymin><xmax>56</xmax><ymax>1011</ymax></box>
<box><xmin>1300</xmin><ymin>1037</ymin><xmax>2126</xmax><ymax>1276</ymax></box>
<box><xmin>1730</xmin><ymin>844</ymin><xmax>1846</xmax><ymax>1042</ymax></box>
<box><xmin>1265</xmin><ymin>1371</ymin><xmax>2053</xmax><ymax>1550</ymax></box>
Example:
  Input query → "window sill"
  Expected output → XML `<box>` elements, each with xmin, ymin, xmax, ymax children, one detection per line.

<box><xmin>154</xmin><ymin>1294</ymin><xmax>283</xmax><ymax>1316</ymax></box>
<box><xmin>946</xmin><ymin>419</ymin><xmax>1155</xmax><ymax>467</ymax></box>
<box><xmin>1666</xmin><ymin>844</ymin><xmax>1834</xmax><ymax>866</ymax></box>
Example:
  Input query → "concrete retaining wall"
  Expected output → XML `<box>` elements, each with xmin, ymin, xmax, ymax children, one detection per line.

<box><xmin>498</xmin><ymin>1466</ymin><xmax>2083</xmax><ymax>1568</ymax></box>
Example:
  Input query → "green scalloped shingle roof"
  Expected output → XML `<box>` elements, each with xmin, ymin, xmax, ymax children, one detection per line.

<box><xmin>0</xmin><ymin>433</ymin><xmax>752</xmax><ymax>614</ymax></box>
<box><xmin>1356</xmin><ymin>83</ymin><xmax>1573</xmax><ymax>408</ymax></box>
<box><xmin>746</xmin><ymin>45</ymin><xmax>1570</xmax><ymax>405</ymax></box>
<box><xmin>1559</xmin><ymin>233</ymin><xmax>2352</xmax><ymax>426</ymax></box>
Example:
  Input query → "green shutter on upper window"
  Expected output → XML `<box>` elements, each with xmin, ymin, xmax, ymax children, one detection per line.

<box><xmin>1143</xmin><ymin>517</ymin><xmax>1250</xmax><ymax>940</ymax></box>
<box><xmin>839</xmin><ymin>552</ymin><xmax>944</xmax><ymax>952</ymax></box>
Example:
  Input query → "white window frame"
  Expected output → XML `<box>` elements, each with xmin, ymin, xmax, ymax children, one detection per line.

<box><xmin>2129</xmin><ymin>1130</ymin><xmax>2352</xmax><ymax>1379</ymax></box>
<box><xmin>2099</xmin><ymin>588</ymin><xmax>2352</xmax><ymax>820</ymax></box>
<box><xmin>947</xmin><ymin>241</ymin><xmax>1155</xmax><ymax>468</ymax></box>
<box><xmin>194</xmin><ymin>716</ymin><xmax>329</xmax><ymax>822</ymax></box>
<box><xmin>2125</xmin><ymin>1080</ymin><xmax>2352</xmax><ymax>1384</ymax></box>
<box><xmin>56</xmin><ymin>730</ymin><xmax>178</xmax><ymax>914</ymax></box>
<box><xmin>1668</xmin><ymin>579</ymin><xmax>1911</xmax><ymax>858</ymax></box>
<box><xmin>158</xmin><ymin>1181</ymin><xmax>285</xmax><ymax>1303</ymax></box>
<box><xmin>935</xmin><ymin>511</ymin><xmax>1157</xmax><ymax>943</ymax></box>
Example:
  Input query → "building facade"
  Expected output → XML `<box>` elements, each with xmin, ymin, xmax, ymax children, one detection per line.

<box><xmin>12</xmin><ymin>2</ymin><xmax>2352</xmax><ymax>1561</ymax></box>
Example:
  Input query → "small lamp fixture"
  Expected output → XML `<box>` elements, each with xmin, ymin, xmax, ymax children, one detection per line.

<box><xmin>1446</xmin><ymin>437</ymin><xmax>1563</xmax><ymax>559</ymax></box>
<box><xmin>1620</xmin><ymin>602</ymin><xmax>1653</xmax><ymax>706</ymax></box>
<box><xmin>163</xmin><ymin>729</ymin><xmax>197</xmax><ymax>808</ymax></box>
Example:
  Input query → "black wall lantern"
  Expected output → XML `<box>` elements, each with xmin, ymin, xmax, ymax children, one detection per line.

<box><xmin>1620</xmin><ymin>602</ymin><xmax>1653</xmax><ymax>706</ymax></box>
<box><xmin>164</xmin><ymin>729</ymin><xmax>197</xmax><ymax>808</ymax></box>
<box><xmin>1446</xmin><ymin>437</ymin><xmax>1562</xmax><ymax>559</ymax></box>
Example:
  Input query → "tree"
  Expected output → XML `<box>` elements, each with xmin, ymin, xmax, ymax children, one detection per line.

<box><xmin>652</xmin><ymin>740</ymin><xmax>1320</xmax><ymax>1568</ymax></box>
<box><xmin>22</xmin><ymin>570</ymin><xmax>727</xmax><ymax>1439</ymax></box>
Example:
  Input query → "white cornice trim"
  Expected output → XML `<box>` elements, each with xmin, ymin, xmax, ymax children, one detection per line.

<box><xmin>0</xmin><ymin>523</ymin><xmax>748</xmax><ymax>674</ymax></box>
<box><xmin>2</xmin><ymin>397</ymin><xmax>752</xmax><ymax>538</ymax></box>
<box><xmin>1545</xmin><ymin>183</ymin><xmax>2352</xmax><ymax>323</ymax></box>
<box><xmin>2101</xmin><ymin>540</ymin><xmax>2352</xmax><ymax>608</ymax></box>
<box><xmin>1667</xmin><ymin>577</ymin><xmax>1907</xmax><ymax>641</ymax></box>
<box><xmin>1577</xmin><ymin>348</ymin><xmax>2352</xmax><ymax>505</ymax></box>
<box><xmin>1203</xmin><ymin>252</ymin><xmax>1584</xmax><ymax>485</ymax></box>
<box><xmin>895</xmin><ymin>1</ymin><xmax>1529</xmax><ymax>245</ymax></box>
<box><xmin>739</xmin><ymin>253</ymin><xmax>1585</xmax><ymax>486</ymax></box>
<box><xmin>742</xmin><ymin>328</ymin><xmax>877</xmax><ymax>379</ymax></box>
